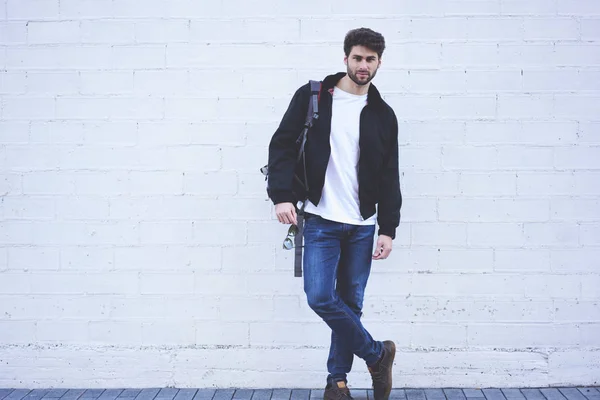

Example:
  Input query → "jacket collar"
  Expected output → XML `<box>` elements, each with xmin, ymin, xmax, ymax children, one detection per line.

<box><xmin>322</xmin><ymin>72</ymin><xmax>384</xmax><ymax>108</ymax></box>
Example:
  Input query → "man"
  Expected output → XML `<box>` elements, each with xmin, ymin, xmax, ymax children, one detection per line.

<box><xmin>267</xmin><ymin>28</ymin><xmax>402</xmax><ymax>400</ymax></box>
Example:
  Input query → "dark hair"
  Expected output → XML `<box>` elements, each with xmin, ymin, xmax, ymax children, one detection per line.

<box><xmin>344</xmin><ymin>28</ymin><xmax>386</xmax><ymax>58</ymax></box>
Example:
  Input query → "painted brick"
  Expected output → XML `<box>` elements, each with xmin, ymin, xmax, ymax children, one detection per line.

<box><xmin>0</xmin><ymin>71</ymin><xmax>26</xmax><ymax>94</ymax></box>
<box><xmin>183</xmin><ymin>172</ymin><xmax>238</xmax><ymax>196</ymax></box>
<box><xmin>555</xmin><ymin>146</ymin><xmax>600</xmax><ymax>170</ymax></box>
<box><xmin>524</xmin><ymin>222</ymin><xmax>580</xmax><ymax>247</ymax></box>
<box><xmin>467</xmin><ymin>17</ymin><xmax>523</xmax><ymax>41</ymax></box>
<box><xmin>135</xmin><ymin>20</ymin><xmax>190</xmax><ymax>43</ymax></box>
<box><xmin>443</xmin><ymin>146</ymin><xmax>497</xmax><ymax>170</ymax></box>
<box><xmin>402</xmin><ymin>197</ymin><xmax>438</xmax><ymax>222</ymax></box>
<box><xmin>439</xmin><ymin>198</ymin><xmax>549</xmax><ymax>222</ymax></box>
<box><xmin>80</xmin><ymin>71</ymin><xmax>134</xmax><ymax>95</ymax></box>
<box><xmin>134</xmin><ymin>70</ymin><xmax>188</xmax><ymax>95</ymax></box>
<box><xmin>555</xmin><ymin>96</ymin><xmax>600</xmax><ymax>119</ymax></box>
<box><xmin>249</xmin><ymin>322</ymin><xmax>328</xmax><ymax>346</ymax></box>
<box><xmin>437</xmin><ymin>299</ymin><xmax>554</xmax><ymax>323</ymax></box>
<box><xmin>522</xmin><ymin>275</ymin><xmax>583</xmax><ymax>299</ymax></box>
<box><xmin>459</xmin><ymin>173</ymin><xmax>517</xmax><ymax>196</ymax></box>
<box><xmin>80</xmin><ymin>20</ymin><xmax>135</xmax><ymax>44</ymax></box>
<box><xmin>554</xmin><ymin>44</ymin><xmax>600</xmax><ymax>66</ymax></box>
<box><xmin>399</xmin><ymin>147</ymin><xmax>443</xmax><ymax>171</ymax></box>
<box><xmin>7</xmin><ymin>0</ymin><xmax>59</xmax><ymax>19</ymax></box>
<box><xmin>140</xmin><ymin>273</ymin><xmax>195</xmax><ymax>295</ymax></box>
<box><xmin>408</xmin><ymin>18</ymin><xmax>468</xmax><ymax>41</ymax></box>
<box><xmin>141</xmin><ymin>321</ymin><xmax>195</xmax><ymax>345</ymax></box>
<box><xmin>519</xmin><ymin>122</ymin><xmax>578</xmax><ymax>145</ymax></box>
<box><xmin>3</xmin><ymin>97</ymin><xmax>55</xmax><ymax>120</ymax></box>
<box><xmin>0</xmin><ymin>321</ymin><xmax>36</xmax><ymax>343</ymax></box>
<box><xmin>468</xmin><ymin>324</ymin><xmax>580</xmax><ymax>347</ymax></box>
<box><xmin>443</xmin><ymin>1</ymin><xmax>500</xmax><ymax>15</ymax></box>
<box><xmin>403</xmin><ymin>172</ymin><xmax>460</xmax><ymax>196</ymax></box>
<box><xmin>36</xmin><ymin>320</ymin><xmax>89</xmax><ymax>343</ymax></box>
<box><xmin>438</xmin><ymin>249</ymin><xmax>494</xmax><ymax>272</ymax></box>
<box><xmin>27</xmin><ymin>21</ymin><xmax>79</xmax><ymax>44</ymax></box>
<box><xmin>411</xmin><ymin>323</ymin><xmax>468</xmax><ymax>347</ymax></box>
<box><xmin>467</xmin><ymin>223</ymin><xmax>525</xmax><ymax>247</ymax></box>
<box><xmin>8</xmin><ymin>247</ymin><xmax>60</xmax><ymax>271</ymax></box>
<box><xmin>442</xmin><ymin>43</ymin><xmax>498</xmax><ymax>67</ymax></box>
<box><xmin>498</xmin><ymin>44</ymin><xmax>555</xmax><ymax>67</ymax></box>
<box><xmin>404</xmin><ymin>121</ymin><xmax>465</xmax><ymax>144</ymax></box>
<box><xmin>497</xmin><ymin>94</ymin><xmax>554</xmax><ymax>119</ymax></box>
<box><xmin>196</xmin><ymin>322</ymin><xmax>249</xmax><ymax>346</ymax></box>
<box><xmin>557</xmin><ymin>1</ymin><xmax>600</xmax><ymax>15</ymax></box>
<box><xmin>59</xmin><ymin>0</ymin><xmax>113</xmax><ymax>18</ymax></box>
<box><xmin>60</xmin><ymin>247</ymin><xmax>114</xmax><ymax>271</ymax></box>
<box><xmin>0</xmin><ymin>173</ymin><xmax>22</xmax><ymax>196</ymax></box>
<box><xmin>26</xmin><ymin>72</ymin><xmax>79</xmax><ymax>95</ymax></box>
<box><xmin>129</xmin><ymin>171</ymin><xmax>184</xmax><ymax>195</ymax></box>
<box><xmin>551</xmin><ymin>250</ymin><xmax>600</xmax><ymax>273</ymax></box>
<box><xmin>581</xmin><ymin>19</ymin><xmax>600</xmax><ymax>40</ymax></box>
<box><xmin>523</xmin><ymin>18</ymin><xmax>579</xmax><ymax>40</ymax></box>
<box><xmin>495</xmin><ymin>249</ymin><xmax>551</xmax><ymax>272</ymax></box>
<box><xmin>551</xmin><ymin>199</ymin><xmax>600</xmax><ymax>221</ymax></box>
<box><xmin>89</xmin><ymin>321</ymin><xmax>142</xmax><ymax>345</ymax></box>
<box><xmin>111</xmin><ymin>0</ymin><xmax>165</xmax><ymax>17</ymax></box>
<box><xmin>497</xmin><ymin>147</ymin><xmax>554</xmax><ymax>170</ymax></box>
<box><xmin>554</xmin><ymin>301</ymin><xmax>600</xmax><ymax>322</ymax></box>
<box><xmin>1</xmin><ymin>196</ymin><xmax>55</xmax><ymax>220</ymax></box>
<box><xmin>580</xmin><ymin>223</ymin><xmax>600</xmax><ymax>246</ymax></box>
<box><xmin>411</xmin><ymin>273</ymin><xmax>525</xmax><ymax>297</ymax></box>
<box><xmin>501</xmin><ymin>0</ymin><xmax>558</xmax><ymax>15</ymax></box>
<box><xmin>412</xmin><ymin>223</ymin><xmax>467</xmax><ymax>246</ymax></box>
<box><xmin>0</xmin><ymin>21</ymin><xmax>28</xmax><ymax>44</ymax></box>
<box><xmin>29</xmin><ymin>121</ymin><xmax>84</xmax><ymax>144</ymax></box>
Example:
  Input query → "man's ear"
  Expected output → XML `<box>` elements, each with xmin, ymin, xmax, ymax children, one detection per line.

<box><xmin>343</xmin><ymin>56</ymin><xmax>348</xmax><ymax>66</ymax></box>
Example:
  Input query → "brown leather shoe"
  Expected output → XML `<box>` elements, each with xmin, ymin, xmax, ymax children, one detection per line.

<box><xmin>368</xmin><ymin>340</ymin><xmax>396</xmax><ymax>400</ymax></box>
<box><xmin>324</xmin><ymin>380</ymin><xmax>354</xmax><ymax>400</ymax></box>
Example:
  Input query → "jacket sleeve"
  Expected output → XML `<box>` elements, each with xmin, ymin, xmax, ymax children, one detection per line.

<box><xmin>377</xmin><ymin>110</ymin><xmax>402</xmax><ymax>239</ymax></box>
<box><xmin>267</xmin><ymin>84</ymin><xmax>310</xmax><ymax>205</ymax></box>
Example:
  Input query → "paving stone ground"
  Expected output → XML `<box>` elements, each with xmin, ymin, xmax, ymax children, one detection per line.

<box><xmin>1</xmin><ymin>388</ymin><xmax>599</xmax><ymax>400</ymax></box>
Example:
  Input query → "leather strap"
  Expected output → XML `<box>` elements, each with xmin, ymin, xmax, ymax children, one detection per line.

<box><xmin>294</xmin><ymin>212</ymin><xmax>304</xmax><ymax>278</ymax></box>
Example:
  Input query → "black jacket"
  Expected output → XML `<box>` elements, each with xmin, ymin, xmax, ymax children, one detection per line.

<box><xmin>267</xmin><ymin>72</ymin><xmax>402</xmax><ymax>239</ymax></box>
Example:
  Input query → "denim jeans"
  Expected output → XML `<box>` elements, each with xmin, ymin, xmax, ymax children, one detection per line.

<box><xmin>302</xmin><ymin>213</ymin><xmax>383</xmax><ymax>383</ymax></box>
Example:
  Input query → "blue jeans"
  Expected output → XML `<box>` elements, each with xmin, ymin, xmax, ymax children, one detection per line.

<box><xmin>302</xmin><ymin>213</ymin><xmax>383</xmax><ymax>383</ymax></box>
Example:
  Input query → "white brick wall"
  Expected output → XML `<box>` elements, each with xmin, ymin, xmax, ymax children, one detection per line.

<box><xmin>1</xmin><ymin>0</ymin><xmax>599</xmax><ymax>389</ymax></box>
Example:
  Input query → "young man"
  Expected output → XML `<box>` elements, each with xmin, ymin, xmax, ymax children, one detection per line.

<box><xmin>267</xmin><ymin>28</ymin><xmax>402</xmax><ymax>400</ymax></box>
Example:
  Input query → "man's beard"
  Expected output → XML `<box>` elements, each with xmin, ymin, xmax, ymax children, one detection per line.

<box><xmin>347</xmin><ymin>66</ymin><xmax>378</xmax><ymax>86</ymax></box>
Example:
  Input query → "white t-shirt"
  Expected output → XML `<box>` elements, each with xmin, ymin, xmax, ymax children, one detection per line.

<box><xmin>304</xmin><ymin>86</ymin><xmax>377</xmax><ymax>225</ymax></box>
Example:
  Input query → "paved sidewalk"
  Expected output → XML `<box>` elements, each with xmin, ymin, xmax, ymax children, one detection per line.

<box><xmin>1</xmin><ymin>388</ymin><xmax>599</xmax><ymax>400</ymax></box>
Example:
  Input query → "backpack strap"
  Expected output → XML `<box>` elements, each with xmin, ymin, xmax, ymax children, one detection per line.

<box><xmin>294</xmin><ymin>212</ymin><xmax>304</xmax><ymax>278</ymax></box>
<box><xmin>296</xmin><ymin>80</ymin><xmax>322</xmax><ymax>164</ymax></box>
<box><xmin>294</xmin><ymin>80</ymin><xmax>321</xmax><ymax>278</ymax></box>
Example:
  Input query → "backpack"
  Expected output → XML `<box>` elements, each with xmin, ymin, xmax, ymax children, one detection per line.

<box><xmin>261</xmin><ymin>80</ymin><xmax>322</xmax><ymax>277</ymax></box>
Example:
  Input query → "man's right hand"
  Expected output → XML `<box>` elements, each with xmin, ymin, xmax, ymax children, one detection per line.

<box><xmin>275</xmin><ymin>202</ymin><xmax>297</xmax><ymax>225</ymax></box>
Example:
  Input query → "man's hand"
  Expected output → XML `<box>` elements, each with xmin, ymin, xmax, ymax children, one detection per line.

<box><xmin>372</xmin><ymin>235</ymin><xmax>393</xmax><ymax>260</ymax></box>
<box><xmin>275</xmin><ymin>202</ymin><xmax>297</xmax><ymax>225</ymax></box>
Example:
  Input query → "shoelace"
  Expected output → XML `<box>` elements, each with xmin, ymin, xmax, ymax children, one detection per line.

<box><xmin>372</xmin><ymin>373</ymin><xmax>384</xmax><ymax>382</ymax></box>
<box><xmin>369</xmin><ymin>366</ymin><xmax>385</xmax><ymax>382</ymax></box>
<box><xmin>331</xmin><ymin>387</ymin><xmax>352</xmax><ymax>400</ymax></box>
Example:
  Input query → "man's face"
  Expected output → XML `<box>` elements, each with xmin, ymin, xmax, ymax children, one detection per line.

<box><xmin>344</xmin><ymin>45</ymin><xmax>381</xmax><ymax>86</ymax></box>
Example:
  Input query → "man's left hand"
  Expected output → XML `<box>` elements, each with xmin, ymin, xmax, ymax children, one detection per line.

<box><xmin>372</xmin><ymin>235</ymin><xmax>393</xmax><ymax>260</ymax></box>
